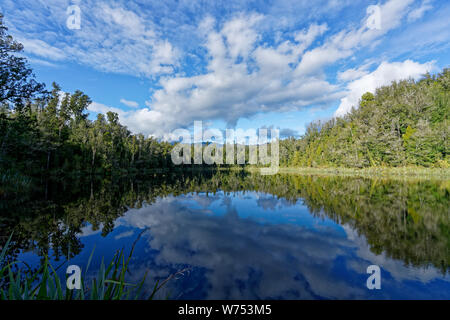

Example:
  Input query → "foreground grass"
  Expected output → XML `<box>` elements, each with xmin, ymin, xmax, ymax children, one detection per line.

<box><xmin>0</xmin><ymin>234</ymin><xmax>163</xmax><ymax>300</ymax></box>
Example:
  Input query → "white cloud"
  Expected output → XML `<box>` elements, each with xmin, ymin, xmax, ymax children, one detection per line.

<box><xmin>5</xmin><ymin>1</ymin><xmax>179</xmax><ymax>77</ymax></box>
<box><xmin>4</xmin><ymin>0</ymin><xmax>446</xmax><ymax>138</ymax></box>
<box><xmin>294</xmin><ymin>23</ymin><xmax>328</xmax><ymax>51</ymax></box>
<box><xmin>19</xmin><ymin>38</ymin><xmax>66</xmax><ymax>61</ymax></box>
<box><xmin>114</xmin><ymin>230</ymin><xmax>135</xmax><ymax>240</ymax></box>
<box><xmin>295</xmin><ymin>0</ymin><xmax>415</xmax><ymax>76</ymax></box>
<box><xmin>88</xmin><ymin>101</ymin><xmax>128</xmax><ymax>118</ymax></box>
<box><xmin>134</xmin><ymin>1</ymin><xmax>416</xmax><ymax>138</ymax></box>
<box><xmin>76</xmin><ymin>1</ymin><xmax>422</xmax><ymax>138</ymax></box>
<box><xmin>76</xmin><ymin>13</ymin><xmax>337</xmax><ymax>138</ymax></box>
<box><xmin>377</xmin><ymin>0</ymin><xmax>415</xmax><ymax>30</ymax></box>
<box><xmin>337</xmin><ymin>65</ymin><xmax>370</xmax><ymax>82</ymax></box>
<box><xmin>27</xmin><ymin>58</ymin><xmax>59</xmax><ymax>68</ymax></box>
<box><xmin>120</xmin><ymin>99</ymin><xmax>139</xmax><ymax>108</ymax></box>
<box><xmin>221</xmin><ymin>13</ymin><xmax>263</xmax><ymax>61</ymax></box>
<box><xmin>335</xmin><ymin>60</ymin><xmax>435</xmax><ymax>117</ymax></box>
<box><xmin>408</xmin><ymin>0</ymin><xmax>433</xmax><ymax>22</ymax></box>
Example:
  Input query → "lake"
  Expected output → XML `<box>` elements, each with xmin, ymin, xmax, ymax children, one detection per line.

<box><xmin>1</xmin><ymin>171</ymin><xmax>449</xmax><ymax>299</ymax></box>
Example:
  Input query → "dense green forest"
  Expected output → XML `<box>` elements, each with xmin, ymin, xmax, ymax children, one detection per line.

<box><xmin>278</xmin><ymin>71</ymin><xmax>449</xmax><ymax>168</ymax></box>
<box><xmin>1</xmin><ymin>13</ymin><xmax>448</xmax><ymax>194</ymax></box>
<box><xmin>1</xmin><ymin>14</ymin><xmax>449</xmax><ymax>300</ymax></box>
<box><xmin>0</xmin><ymin>14</ymin><xmax>173</xmax><ymax>186</ymax></box>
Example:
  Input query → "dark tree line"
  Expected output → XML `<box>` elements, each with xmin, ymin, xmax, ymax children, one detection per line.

<box><xmin>0</xmin><ymin>14</ymin><xmax>173</xmax><ymax>190</ymax></box>
<box><xmin>1</xmin><ymin>12</ymin><xmax>448</xmax><ymax>194</ymax></box>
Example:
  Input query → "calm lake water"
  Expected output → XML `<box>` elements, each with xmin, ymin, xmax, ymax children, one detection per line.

<box><xmin>2</xmin><ymin>171</ymin><xmax>449</xmax><ymax>299</ymax></box>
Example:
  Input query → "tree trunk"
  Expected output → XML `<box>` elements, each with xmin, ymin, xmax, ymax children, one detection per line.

<box><xmin>47</xmin><ymin>151</ymin><xmax>51</xmax><ymax>170</ymax></box>
<box><xmin>92</xmin><ymin>148</ymin><xmax>96</xmax><ymax>168</ymax></box>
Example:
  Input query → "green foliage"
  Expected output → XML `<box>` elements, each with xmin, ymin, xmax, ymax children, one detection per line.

<box><xmin>0</xmin><ymin>14</ymin><xmax>46</xmax><ymax>107</ymax></box>
<box><xmin>279</xmin><ymin>70</ymin><xmax>449</xmax><ymax>168</ymax></box>
<box><xmin>0</xmin><ymin>17</ymin><xmax>174</xmax><ymax>183</ymax></box>
<box><xmin>0</xmin><ymin>14</ymin><xmax>448</xmax><ymax>183</ymax></box>
<box><xmin>0</xmin><ymin>234</ymin><xmax>160</xmax><ymax>300</ymax></box>
<box><xmin>0</xmin><ymin>79</ymin><xmax>174</xmax><ymax>180</ymax></box>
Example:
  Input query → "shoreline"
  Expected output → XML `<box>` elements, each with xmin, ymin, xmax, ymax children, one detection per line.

<box><xmin>7</xmin><ymin>166</ymin><xmax>447</xmax><ymax>181</ymax></box>
<box><xmin>240</xmin><ymin>166</ymin><xmax>450</xmax><ymax>180</ymax></box>
<box><xmin>163</xmin><ymin>165</ymin><xmax>450</xmax><ymax>178</ymax></box>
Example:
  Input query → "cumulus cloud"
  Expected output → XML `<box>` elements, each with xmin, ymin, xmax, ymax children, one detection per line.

<box><xmin>110</xmin><ymin>21</ymin><xmax>342</xmax><ymax>137</ymax></box>
<box><xmin>84</xmin><ymin>12</ymin><xmax>344</xmax><ymax>138</ymax></box>
<box><xmin>334</xmin><ymin>60</ymin><xmax>435</xmax><ymax>117</ymax></box>
<box><xmin>118</xmin><ymin>0</ymin><xmax>419</xmax><ymax>138</ymax></box>
<box><xmin>4</xmin><ymin>0</ymin><xmax>446</xmax><ymax>138</ymax></box>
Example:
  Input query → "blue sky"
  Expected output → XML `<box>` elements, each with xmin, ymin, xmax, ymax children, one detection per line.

<box><xmin>1</xmin><ymin>0</ymin><xmax>449</xmax><ymax>139</ymax></box>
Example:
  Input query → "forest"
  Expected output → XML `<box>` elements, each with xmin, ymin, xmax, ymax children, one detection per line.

<box><xmin>0</xmin><ymin>12</ymin><xmax>449</xmax><ymax>301</ymax></box>
<box><xmin>278</xmin><ymin>71</ymin><xmax>449</xmax><ymax>168</ymax></box>
<box><xmin>1</xmin><ymin>13</ymin><xmax>449</xmax><ymax>195</ymax></box>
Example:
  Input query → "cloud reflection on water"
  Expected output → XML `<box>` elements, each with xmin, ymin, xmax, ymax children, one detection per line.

<box><xmin>113</xmin><ymin>191</ymin><xmax>449</xmax><ymax>299</ymax></box>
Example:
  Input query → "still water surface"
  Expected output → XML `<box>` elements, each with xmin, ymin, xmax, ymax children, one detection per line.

<box><xmin>3</xmin><ymin>171</ymin><xmax>450</xmax><ymax>299</ymax></box>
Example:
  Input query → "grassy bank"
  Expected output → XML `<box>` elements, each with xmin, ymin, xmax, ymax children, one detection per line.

<box><xmin>241</xmin><ymin>166</ymin><xmax>450</xmax><ymax>180</ymax></box>
<box><xmin>149</xmin><ymin>166</ymin><xmax>450</xmax><ymax>179</ymax></box>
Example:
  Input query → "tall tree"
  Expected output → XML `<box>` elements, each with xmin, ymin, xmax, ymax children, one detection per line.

<box><xmin>0</xmin><ymin>13</ymin><xmax>46</xmax><ymax>108</ymax></box>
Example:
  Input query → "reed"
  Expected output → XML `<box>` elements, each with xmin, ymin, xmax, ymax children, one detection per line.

<box><xmin>0</xmin><ymin>234</ymin><xmax>162</xmax><ymax>300</ymax></box>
